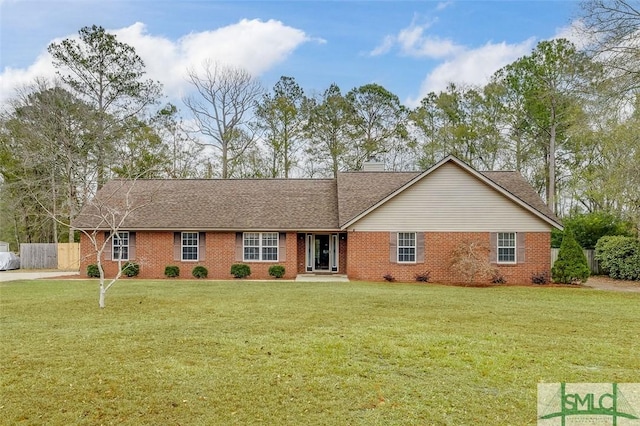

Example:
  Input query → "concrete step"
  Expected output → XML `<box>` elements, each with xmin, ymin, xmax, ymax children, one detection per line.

<box><xmin>295</xmin><ymin>274</ymin><xmax>350</xmax><ymax>282</ymax></box>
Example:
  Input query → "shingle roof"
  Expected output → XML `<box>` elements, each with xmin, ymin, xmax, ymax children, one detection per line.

<box><xmin>72</xmin><ymin>178</ymin><xmax>339</xmax><ymax>231</ymax></box>
<box><xmin>73</xmin><ymin>159</ymin><xmax>561</xmax><ymax>231</ymax></box>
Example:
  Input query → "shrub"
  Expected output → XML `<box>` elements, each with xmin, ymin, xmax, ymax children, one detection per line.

<box><xmin>164</xmin><ymin>265</ymin><xmax>180</xmax><ymax>278</ymax></box>
<box><xmin>531</xmin><ymin>271</ymin><xmax>549</xmax><ymax>285</ymax></box>
<box><xmin>595</xmin><ymin>236</ymin><xmax>640</xmax><ymax>280</ymax></box>
<box><xmin>121</xmin><ymin>262</ymin><xmax>140</xmax><ymax>277</ymax></box>
<box><xmin>551</xmin><ymin>212</ymin><xmax>633</xmax><ymax>249</ymax></box>
<box><xmin>268</xmin><ymin>265</ymin><xmax>285</xmax><ymax>279</ymax></box>
<box><xmin>87</xmin><ymin>264</ymin><xmax>100</xmax><ymax>278</ymax></box>
<box><xmin>414</xmin><ymin>271</ymin><xmax>431</xmax><ymax>282</ymax></box>
<box><xmin>230</xmin><ymin>264</ymin><xmax>251</xmax><ymax>279</ymax></box>
<box><xmin>491</xmin><ymin>273</ymin><xmax>506</xmax><ymax>284</ymax></box>
<box><xmin>449</xmin><ymin>239</ymin><xmax>497</xmax><ymax>284</ymax></box>
<box><xmin>192</xmin><ymin>266</ymin><xmax>208</xmax><ymax>279</ymax></box>
<box><xmin>383</xmin><ymin>274</ymin><xmax>395</xmax><ymax>282</ymax></box>
<box><xmin>551</xmin><ymin>230</ymin><xmax>590</xmax><ymax>284</ymax></box>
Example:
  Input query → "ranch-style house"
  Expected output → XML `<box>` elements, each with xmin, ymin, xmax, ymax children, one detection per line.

<box><xmin>73</xmin><ymin>156</ymin><xmax>562</xmax><ymax>283</ymax></box>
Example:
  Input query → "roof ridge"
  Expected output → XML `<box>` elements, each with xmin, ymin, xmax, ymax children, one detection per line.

<box><xmin>110</xmin><ymin>178</ymin><xmax>338</xmax><ymax>182</ymax></box>
<box><xmin>339</xmin><ymin>171</ymin><xmax>419</xmax><ymax>174</ymax></box>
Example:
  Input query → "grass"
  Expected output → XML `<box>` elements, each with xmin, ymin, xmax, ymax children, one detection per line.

<box><xmin>1</xmin><ymin>279</ymin><xmax>638</xmax><ymax>425</ymax></box>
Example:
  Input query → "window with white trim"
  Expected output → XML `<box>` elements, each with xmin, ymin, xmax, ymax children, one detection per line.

<box><xmin>112</xmin><ymin>231</ymin><xmax>129</xmax><ymax>261</ymax></box>
<box><xmin>497</xmin><ymin>232</ymin><xmax>516</xmax><ymax>263</ymax></box>
<box><xmin>182</xmin><ymin>232</ymin><xmax>199</xmax><ymax>261</ymax></box>
<box><xmin>243</xmin><ymin>232</ymin><xmax>278</xmax><ymax>261</ymax></box>
<box><xmin>397</xmin><ymin>232</ymin><xmax>416</xmax><ymax>263</ymax></box>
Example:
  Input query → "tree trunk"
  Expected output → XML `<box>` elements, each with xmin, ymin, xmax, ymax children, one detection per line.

<box><xmin>99</xmin><ymin>284</ymin><xmax>106</xmax><ymax>309</ymax></box>
<box><xmin>271</xmin><ymin>146</ymin><xmax>278</xmax><ymax>178</ymax></box>
<box><xmin>284</xmin><ymin>125</ymin><xmax>290</xmax><ymax>179</ymax></box>
<box><xmin>97</xmin><ymin>250</ymin><xmax>106</xmax><ymax>308</ymax></box>
<box><xmin>222</xmin><ymin>143</ymin><xmax>228</xmax><ymax>179</ymax></box>
<box><xmin>515</xmin><ymin>129</ymin><xmax>522</xmax><ymax>172</ymax></box>
<box><xmin>548</xmin><ymin>122</ymin><xmax>556</xmax><ymax>213</ymax></box>
<box><xmin>68</xmin><ymin>180</ymin><xmax>75</xmax><ymax>243</ymax></box>
<box><xmin>51</xmin><ymin>172</ymin><xmax>58</xmax><ymax>243</ymax></box>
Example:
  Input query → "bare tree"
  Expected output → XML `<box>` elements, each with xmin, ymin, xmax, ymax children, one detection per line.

<box><xmin>71</xmin><ymin>179</ymin><xmax>163</xmax><ymax>308</ymax></box>
<box><xmin>152</xmin><ymin>103</ymin><xmax>208</xmax><ymax>178</ymax></box>
<box><xmin>580</xmin><ymin>0</ymin><xmax>640</xmax><ymax>95</ymax></box>
<box><xmin>183</xmin><ymin>61</ymin><xmax>263</xmax><ymax>178</ymax></box>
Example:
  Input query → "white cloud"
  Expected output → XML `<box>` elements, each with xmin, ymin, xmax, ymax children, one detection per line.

<box><xmin>436</xmin><ymin>1</ymin><xmax>453</xmax><ymax>11</ymax></box>
<box><xmin>0</xmin><ymin>19</ymin><xmax>313</xmax><ymax>105</ymax></box>
<box><xmin>0</xmin><ymin>51</ymin><xmax>57</xmax><ymax>106</ymax></box>
<box><xmin>552</xmin><ymin>19</ymin><xmax>591</xmax><ymax>50</ymax></box>
<box><xmin>370</xmin><ymin>19</ymin><xmax>463</xmax><ymax>59</ymax></box>
<box><xmin>373</xmin><ymin>14</ymin><xmax>574</xmax><ymax>107</ymax></box>
<box><xmin>369</xmin><ymin>35</ymin><xmax>395</xmax><ymax>56</ymax></box>
<box><xmin>403</xmin><ymin>18</ymin><xmax>593</xmax><ymax>107</ymax></box>
<box><xmin>406</xmin><ymin>38</ymin><xmax>536</xmax><ymax>107</ymax></box>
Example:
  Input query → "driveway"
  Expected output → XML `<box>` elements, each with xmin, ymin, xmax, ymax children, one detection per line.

<box><xmin>0</xmin><ymin>270</ymin><xmax>79</xmax><ymax>282</ymax></box>
<box><xmin>583</xmin><ymin>275</ymin><xmax>640</xmax><ymax>293</ymax></box>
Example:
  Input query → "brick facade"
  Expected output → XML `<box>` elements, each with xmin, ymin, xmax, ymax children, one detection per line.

<box><xmin>339</xmin><ymin>236</ymin><xmax>348</xmax><ymax>274</ymax></box>
<box><xmin>79</xmin><ymin>231</ymin><xmax>298</xmax><ymax>280</ymax></box>
<box><xmin>80</xmin><ymin>230</ymin><xmax>550</xmax><ymax>284</ymax></box>
<box><xmin>346</xmin><ymin>231</ymin><xmax>551</xmax><ymax>284</ymax></box>
<box><xmin>296</xmin><ymin>234</ymin><xmax>306</xmax><ymax>274</ymax></box>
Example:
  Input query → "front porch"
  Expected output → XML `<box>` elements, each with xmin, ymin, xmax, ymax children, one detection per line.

<box><xmin>296</xmin><ymin>232</ymin><xmax>347</xmax><ymax>275</ymax></box>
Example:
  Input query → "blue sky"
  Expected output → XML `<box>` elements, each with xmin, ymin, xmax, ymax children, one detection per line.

<box><xmin>0</xmin><ymin>1</ymin><xmax>582</xmax><ymax>107</ymax></box>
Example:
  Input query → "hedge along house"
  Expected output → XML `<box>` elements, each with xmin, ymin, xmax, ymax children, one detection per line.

<box><xmin>73</xmin><ymin>156</ymin><xmax>562</xmax><ymax>283</ymax></box>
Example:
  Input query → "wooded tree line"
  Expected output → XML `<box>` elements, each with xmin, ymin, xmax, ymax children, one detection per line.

<box><xmin>1</xmin><ymin>1</ymin><xmax>639</xmax><ymax>248</ymax></box>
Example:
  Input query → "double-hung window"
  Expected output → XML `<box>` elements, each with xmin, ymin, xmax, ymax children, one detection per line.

<box><xmin>112</xmin><ymin>231</ymin><xmax>129</xmax><ymax>261</ymax></box>
<box><xmin>182</xmin><ymin>232</ymin><xmax>199</xmax><ymax>261</ymax></box>
<box><xmin>397</xmin><ymin>232</ymin><xmax>416</xmax><ymax>263</ymax></box>
<box><xmin>261</xmin><ymin>233</ymin><xmax>278</xmax><ymax>261</ymax></box>
<box><xmin>497</xmin><ymin>232</ymin><xmax>516</xmax><ymax>264</ymax></box>
<box><xmin>243</xmin><ymin>232</ymin><xmax>278</xmax><ymax>261</ymax></box>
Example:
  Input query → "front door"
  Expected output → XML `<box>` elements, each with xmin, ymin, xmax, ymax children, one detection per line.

<box><xmin>305</xmin><ymin>233</ymin><xmax>339</xmax><ymax>272</ymax></box>
<box><xmin>315</xmin><ymin>234</ymin><xmax>330</xmax><ymax>270</ymax></box>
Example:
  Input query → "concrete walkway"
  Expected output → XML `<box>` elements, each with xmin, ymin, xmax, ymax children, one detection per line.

<box><xmin>295</xmin><ymin>274</ymin><xmax>350</xmax><ymax>282</ymax></box>
<box><xmin>0</xmin><ymin>270</ymin><xmax>79</xmax><ymax>282</ymax></box>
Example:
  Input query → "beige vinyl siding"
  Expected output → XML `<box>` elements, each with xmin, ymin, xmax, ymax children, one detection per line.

<box><xmin>347</xmin><ymin>162</ymin><xmax>551</xmax><ymax>232</ymax></box>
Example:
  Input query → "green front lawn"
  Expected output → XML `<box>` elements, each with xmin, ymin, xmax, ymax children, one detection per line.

<box><xmin>1</xmin><ymin>280</ymin><xmax>638</xmax><ymax>425</ymax></box>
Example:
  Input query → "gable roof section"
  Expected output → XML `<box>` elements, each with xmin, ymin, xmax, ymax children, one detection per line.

<box><xmin>73</xmin><ymin>178</ymin><xmax>339</xmax><ymax>231</ymax></box>
<box><xmin>339</xmin><ymin>155</ymin><xmax>562</xmax><ymax>230</ymax></box>
<box><xmin>74</xmin><ymin>156</ymin><xmax>561</xmax><ymax>232</ymax></box>
<box><xmin>336</xmin><ymin>171</ymin><xmax>419</xmax><ymax>226</ymax></box>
